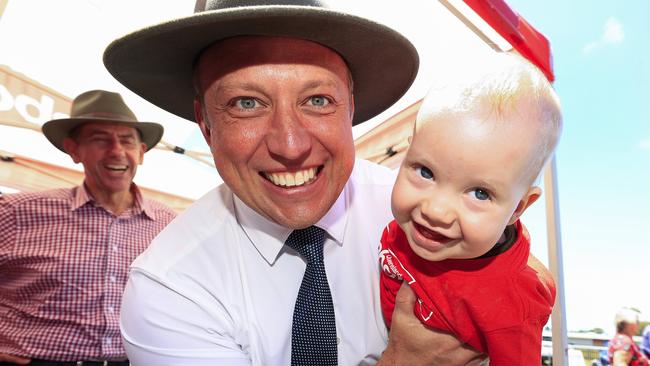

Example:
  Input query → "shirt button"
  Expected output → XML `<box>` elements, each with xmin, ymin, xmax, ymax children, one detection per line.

<box><xmin>112</xmin><ymin>245</ymin><xmax>118</xmax><ymax>252</ymax></box>
<box><xmin>107</xmin><ymin>306</ymin><xmax>115</xmax><ymax>313</ymax></box>
<box><xmin>104</xmin><ymin>337</ymin><xmax>112</xmax><ymax>344</ymax></box>
<box><xmin>336</xmin><ymin>337</ymin><xmax>341</xmax><ymax>345</ymax></box>
<box><xmin>109</xmin><ymin>275</ymin><xmax>116</xmax><ymax>283</ymax></box>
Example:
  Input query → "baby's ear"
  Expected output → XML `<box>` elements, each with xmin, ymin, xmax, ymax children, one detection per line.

<box><xmin>508</xmin><ymin>186</ymin><xmax>542</xmax><ymax>225</ymax></box>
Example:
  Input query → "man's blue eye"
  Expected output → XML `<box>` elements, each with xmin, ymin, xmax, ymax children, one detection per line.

<box><xmin>418</xmin><ymin>166</ymin><xmax>433</xmax><ymax>180</ymax></box>
<box><xmin>309</xmin><ymin>96</ymin><xmax>328</xmax><ymax>106</ymax></box>
<box><xmin>236</xmin><ymin>97</ymin><xmax>257</xmax><ymax>109</ymax></box>
<box><xmin>473</xmin><ymin>188</ymin><xmax>490</xmax><ymax>201</ymax></box>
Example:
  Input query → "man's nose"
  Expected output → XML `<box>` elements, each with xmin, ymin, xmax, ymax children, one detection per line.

<box><xmin>266</xmin><ymin>104</ymin><xmax>311</xmax><ymax>161</ymax></box>
<box><xmin>107</xmin><ymin>137</ymin><xmax>126</xmax><ymax>155</ymax></box>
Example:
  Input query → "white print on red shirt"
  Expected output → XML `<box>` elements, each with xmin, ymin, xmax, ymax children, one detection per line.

<box><xmin>379</xmin><ymin>248</ymin><xmax>416</xmax><ymax>285</ymax></box>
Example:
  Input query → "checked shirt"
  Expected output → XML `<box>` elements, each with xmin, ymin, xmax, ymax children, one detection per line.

<box><xmin>0</xmin><ymin>185</ymin><xmax>175</xmax><ymax>361</ymax></box>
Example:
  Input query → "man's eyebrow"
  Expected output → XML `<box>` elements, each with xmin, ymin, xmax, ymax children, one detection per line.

<box><xmin>85</xmin><ymin>129</ymin><xmax>111</xmax><ymax>137</ymax></box>
<box><xmin>302</xmin><ymin>79</ymin><xmax>340</xmax><ymax>91</ymax></box>
<box><xmin>216</xmin><ymin>82</ymin><xmax>264</xmax><ymax>93</ymax></box>
<box><xmin>84</xmin><ymin>129</ymin><xmax>137</xmax><ymax>139</ymax></box>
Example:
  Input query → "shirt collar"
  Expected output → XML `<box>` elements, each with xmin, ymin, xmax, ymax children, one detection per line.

<box><xmin>234</xmin><ymin>185</ymin><xmax>349</xmax><ymax>266</ymax></box>
<box><xmin>132</xmin><ymin>184</ymin><xmax>157</xmax><ymax>220</ymax></box>
<box><xmin>72</xmin><ymin>184</ymin><xmax>93</xmax><ymax>211</ymax></box>
<box><xmin>71</xmin><ymin>183</ymin><xmax>154</xmax><ymax>220</ymax></box>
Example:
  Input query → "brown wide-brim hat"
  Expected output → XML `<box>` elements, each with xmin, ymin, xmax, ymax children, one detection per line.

<box><xmin>42</xmin><ymin>89</ymin><xmax>164</xmax><ymax>153</ymax></box>
<box><xmin>103</xmin><ymin>0</ymin><xmax>419</xmax><ymax>126</ymax></box>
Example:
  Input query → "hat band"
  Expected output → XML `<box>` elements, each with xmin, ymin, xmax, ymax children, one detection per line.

<box><xmin>72</xmin><ymin>112</ymin><xmax>137</xmax><ymax>122</ymax></box>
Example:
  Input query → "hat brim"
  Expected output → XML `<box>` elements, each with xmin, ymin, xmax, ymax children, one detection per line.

<box><xmin>103</xmin><ymin>5</ymin><xmax>419</xmax><ymax>125</ymax></box>
<box><xmin>41</xmin><ymin>117</ymin><xmax>164</xmax><ymax>153</ymax></box>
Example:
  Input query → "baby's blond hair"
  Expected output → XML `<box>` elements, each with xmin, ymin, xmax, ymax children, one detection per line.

<box><xmin>416</xmin><ymin>51</ymin><xmax>563</xmax><ymax>185</ymax></box>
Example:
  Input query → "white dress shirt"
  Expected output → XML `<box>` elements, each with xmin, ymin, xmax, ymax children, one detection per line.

<box><xmin>120</xmin><ymin>159</ymin><xmax>396</xmax><ymax>366</ymax></box>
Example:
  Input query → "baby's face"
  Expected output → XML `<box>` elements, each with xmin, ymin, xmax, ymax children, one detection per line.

<box><xmin>391</xmin><ymin>109</ymin><xmax>539</xmax><ymax>261</ymax></box>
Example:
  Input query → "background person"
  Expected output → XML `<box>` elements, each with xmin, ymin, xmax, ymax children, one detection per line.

<box><xmin>104</xmin><ymin>0</ymin><xmax>484</xmax><ymax>365</ymax></box>
<box><xmin>379</xmin><ymin>52</ymin><xmax>561</xmax><ymax>366</ymax></box>
<box><xmin>608</xmin><ymin>307</ymin><xmax>649</xmax><ymax>366</ymax></box>
<box><xmin>0</xmin><ymin>90</ymin><xmax>176</xmax><ymax>366</ymax></box>
<box><xmin>641</xmin><ymin>324</ymin><xmax>650</xmax><ymax>359</ymax></box>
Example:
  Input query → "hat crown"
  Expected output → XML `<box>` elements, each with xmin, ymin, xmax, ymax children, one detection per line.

<box><xmin>195</xmin><ymin>0</ymin><xmax>327</xmax><ymax>13</ymax></box>
<box><xmin>70</xmin><ymin>89</ymin><xmax>138</xmax><ymax>122</ymax></box>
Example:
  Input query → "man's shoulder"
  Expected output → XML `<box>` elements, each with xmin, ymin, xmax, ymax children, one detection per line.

<box><xmin>142</xmin><ymin>197</ymin><xmax>178</xmax><ymax>220</ymax></box>
<box><xmin>350</xmin><ymin>158</ymin><xmax>397</xmax><ymax>186</ymax></box>
<box><xmin>0</xmin><ymin>187</ymin><xmax>74</xmax><ymax>208</ymax></box>
<box><xmin>132</xmin><ymin>185</ymin><xmax>236</xmax><ymax>272</ymax></box>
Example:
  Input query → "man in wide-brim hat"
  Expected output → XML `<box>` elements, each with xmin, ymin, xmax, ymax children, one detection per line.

<box><xmin>104</xmin><ymin>1</ymin><xmax>483</xmax><ymax>365</ymax></box>
<box><xmin>41</xmin><ymin>89</ymin><xmax>164</xmax><ymax>215</ymax></box>
<box><xmin>0</xmin><ymin>89</ymin><xmax>176</xmax><ymax>365</ymax></box>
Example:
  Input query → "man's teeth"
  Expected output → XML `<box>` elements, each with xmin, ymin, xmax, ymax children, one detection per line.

<box><xmin>266</xmin><ymin>168</ymin><xmax>317</xmax><ymax>187</ymax></box>
<box><xmin>106</xmin><ymin>164</ymin><xmax>128</xmax><ymax>171</ymax></box>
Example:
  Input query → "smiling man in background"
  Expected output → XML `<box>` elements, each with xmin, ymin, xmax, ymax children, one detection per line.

<box><xmin>0</xmin><ymin>89</ymin><xmax>176</xmax><ymax>366</ymax></box>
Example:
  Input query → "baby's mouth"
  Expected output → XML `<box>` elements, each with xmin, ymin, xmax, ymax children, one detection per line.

<box><xmin>414</xmin><ymin>222</ymin><xmax>451</xmax><ymax>243</ymax></box>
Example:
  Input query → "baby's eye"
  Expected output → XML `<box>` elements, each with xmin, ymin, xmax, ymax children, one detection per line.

<box><xmin>235</xmin><ymin>97</ymin><xmax>258</xmax><ymax>109</ymax></box>
<box><xmin>417</xmin><ymin>166</ymin><xmax>434</xmax><ymax>180</ymax></box>
<box><xmin>308</xmin><ymin>95</ymin><xmax>330</xmax><ymax>107</ymax></box>
<box><xmin>472</xmin><ymin>188</ymin><xmax>490</xmax><ymax>201</ymax></box>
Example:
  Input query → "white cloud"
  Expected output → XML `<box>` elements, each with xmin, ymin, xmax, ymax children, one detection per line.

<box><xmin>581</xmin><ymin>41</ymin><xmax>599</xmax><ymax>55</ymax></box>
<box><xmin>582</xmin><ymin>16</ymin><xmax>625</xmax><ymax>55</ymax></box>
<box><xmin>638</xmin><ymin>138</ymin><xmax>650</xmax><ymax>150</ymax></box>
<box><xmin>603</xmin><ymin>17</ymin><xmax>625</xmax><ymax>44</ymax></box>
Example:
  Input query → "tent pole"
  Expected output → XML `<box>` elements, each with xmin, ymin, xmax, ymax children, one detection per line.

<box><xmin>0</xmin><ymin>0</ymin><xmax>8</xmax><ymax>22</ymax></box>
<box><xmin>544</xmin><ymin>155</ymin><xmax>569</xmax><ymax>365</ymax></box>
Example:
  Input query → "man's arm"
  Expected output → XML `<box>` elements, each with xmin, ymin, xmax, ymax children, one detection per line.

<box><xmin>0</xmin><ymin>354</ymin><xmax>30</xmax><ymax>364</ymax></box>
<box><xmin>377</xmin><ymin>283</ymin><xmax>485</xmax><ymax>366</ymax></box>
<box><xmin>0</xmin><ymin>199</ymin><xmax>31</xmax><ymax>365</ymax></box>
<box><xmin>121</xmin><ymin>270</ymin><xmax>251</xmax><ymax>366</ymax></box>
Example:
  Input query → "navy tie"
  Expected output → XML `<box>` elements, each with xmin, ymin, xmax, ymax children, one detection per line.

<box><xmin>285</xmin><ymin>226</ymin><xmax>338</xmax><ymax>366</ymax></box>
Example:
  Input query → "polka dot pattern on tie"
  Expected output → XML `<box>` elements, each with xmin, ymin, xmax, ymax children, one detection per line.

<box><xmin>285</xmin><ymin>226</ymin><xmax>338</xmax><ymax>366</ymax></box>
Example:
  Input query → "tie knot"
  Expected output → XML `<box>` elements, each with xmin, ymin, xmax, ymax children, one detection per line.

<box><xmin>285</xmin><ymin>226</ymin><xmax>326</xmax><ymax>264</ymax></box>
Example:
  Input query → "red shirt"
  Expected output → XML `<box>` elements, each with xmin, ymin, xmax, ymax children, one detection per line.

<box><xmin>0</xmin><ymin>185</ymin><xmax>176</xmax><ymax>361</ymax></box>
<box><xmin>380</xmin><ymin>219</ymin><xmax>555</xmax><ymax>366</ymax></box>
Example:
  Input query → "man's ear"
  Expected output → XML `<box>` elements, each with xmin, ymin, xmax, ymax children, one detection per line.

<box><xmin>138</xmin><ymin>142</ymin><xmax>146</xmax><ymax>165</ymax></box>
<box><xmin>194</xmin><ymin>97</ymin><xmax>212</xmax><ymax>144</ymax></box>
<box><xmin>508</xmin><ymin>186</ymin><xmax>541</xmax><ymax>225</ymax></box>
<box><xmin>62</xmin><ymin>137</ymin><xmax>81</xmax><ymax>164</ymax></box>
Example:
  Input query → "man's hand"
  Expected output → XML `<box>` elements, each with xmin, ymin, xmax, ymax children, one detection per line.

<box><xmin>0</xmin><ymin>353</ymin><xmax>31</xmax><ymax>364</ymax></box>
<box><xmin>378</xmin><ymin>283</ymin><xmax>486</xmax><ymax>366</ymax></box>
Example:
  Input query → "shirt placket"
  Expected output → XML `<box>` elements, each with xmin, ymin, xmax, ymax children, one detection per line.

<box><xmin>101</xmin><ymin>216</ymin><xmax>123</xmax><ymax>357</ymax></box>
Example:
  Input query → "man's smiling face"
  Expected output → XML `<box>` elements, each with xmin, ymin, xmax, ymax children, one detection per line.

<box><xmin>64</xmin><ymin>122</ymin><xmax>145</xmax><ymax>197</ymax></box>
<box><xmin>194</xmin><ymin>36</ymin><xmax>356</xmax><ymax>229</ymax></box>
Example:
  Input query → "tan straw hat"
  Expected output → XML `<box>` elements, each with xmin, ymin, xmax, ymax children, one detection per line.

<box><xmin>42</xmin><ymin>89</ymin><xmax>164</xmax><ymax>152</ymax></box>
<box><xmin>103</xmin><ymin>0</ymin><xmax>419</xmax><ymax>126</ymax></box>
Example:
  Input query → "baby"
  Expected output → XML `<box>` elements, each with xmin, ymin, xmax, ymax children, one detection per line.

<box><xmin>379</xmin><ymin>52</ymin><xmax>562</xmax><ymax>365</ymax></box>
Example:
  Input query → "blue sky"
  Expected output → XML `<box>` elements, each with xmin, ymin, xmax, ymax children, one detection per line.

<box><xmin>504</xmin><ymin>0</ymin><xmax>650</xmax><ymax>331</ymax></box>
